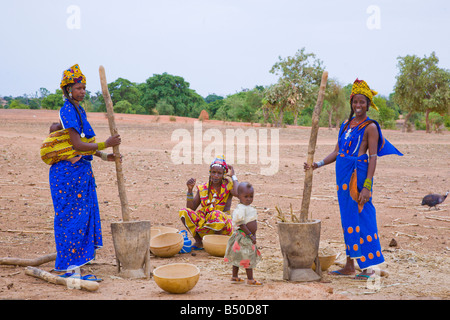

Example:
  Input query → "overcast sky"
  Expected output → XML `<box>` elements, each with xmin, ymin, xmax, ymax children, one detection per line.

<box><xmin>0</xmin><ymin>0</ymin><xmax>448</xmax><ymax>99</ymax></box>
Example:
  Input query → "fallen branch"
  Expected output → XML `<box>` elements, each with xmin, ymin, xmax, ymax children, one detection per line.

<box><xmin>25</xmin><ymin>266</ymin><xmax>99</xmax><ymax>292</ymax></box>
<box><xmin>422</xmin><ymin>224</ymin><xmax>450</xmax><ymax>230</ymax></box>
<box><xmin>3</xmin><ymin>229</ymin><xmax>53</xmax><ymax>235</ymax></box>
<box><xmin>384</xmin><ymin>223</ymin><xmax>419</xmax><ymax>228</ymax></box>
<box><xmin>425</xmin><ymin>215</ymin><xmax>450</xmax><ymax>222</ymax></box>
<box><xmin>394</xmin><ymin>231</ymin><xmax>428</xmax><ymax>240</ymax></box>
<box><xmin>0</xmin><ymin>253</ymin><xmax>57</xmax><ymax>266</ymax></box>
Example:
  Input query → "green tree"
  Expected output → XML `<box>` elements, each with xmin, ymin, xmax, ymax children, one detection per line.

<box><xmin>88</xmin><ymin>91</ymin><xmax>104</xmax><ymax>112</ymax></box>
<box><xmin>140</xmin><ymin>73</ymin><xmax>207</xmax><ymax>117</ymax></box>
<box><xmin>394</xmin><ymin>52</ymin><xmax>450</xmax><ymax>132</ymax></box>
<box><xmin>324</xmin><ymin>78</ymin><xmax>347</xmax><ymax>130</ymax></box>
<box><xmin>98</xmin><ymin>78</ymin><xmax>144</xmax><ymax>114</ymax></box>
<box><xmin>204</xmin><ymin>94</ymin><xmax>224</xmax><ymax>104</ymax></box>
<box><xmin>372</xmin><ymin>96</ymin><xmax>396</xmax><ymax>129</ymax></box>
<box><xmin>41</xmin><ymin>90</ymin><xmax>64</xmax><ymax>110</ymax></box>
<box><xmin>9</xmin><ymin>100</ymin><xmax>29</xmax><ymax>109</ymax></box>
<box><xmin>265</xmin><ymin>48</ymin><xmax>324</xmax><ymax>127</ymax></box>
<box><xmin>108</xmin><ymin>78</ymin><xmax>141</xmax><ymax>105</ymax></box>
<box><xmin>39</xmin><ymin>87</ymin><xmax>50</xmax><ymax>99</ymax></box>
<box><xmin>215</xmin><ymin>88</ymin><xmax>262</xmax><ymax>123</ymax></box>
<box><xmin>114</xmin><ymin>100</ymin><xmax>132</xmax><ymax>114</ymax></box>
<box><xmin>207</xmin><ymin>99</ymin><xmax>225</xmax><ymax>119</ymax></box>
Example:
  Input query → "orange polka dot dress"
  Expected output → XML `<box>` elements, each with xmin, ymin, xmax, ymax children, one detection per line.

<box><xmin>49</xmin><ymin>99</ymin><xmax>102</xmax><ymax>271</ymax></box>
<box><xmin>336</xmin><ymin>117</ymin><xmax>402</xmax><ymax>269</ymax></box>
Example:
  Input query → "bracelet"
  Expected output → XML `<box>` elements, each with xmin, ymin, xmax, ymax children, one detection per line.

<box><xmin>97</xmin><ymin>142</ymin><xmax>106</xmax><ymax>151</ymax></box>
<box><xmin>186</xmin><ymin>192</ymin><xmax>194</xmax><ymax>200</ymax></box>
<box><xmin>248</xmin><ymin>233</ymin><xmax>253</xmax><ymax>238</ymax></box>
<box><xmin>100</xmin><ymin>152</ymin><xmax>108</xmax><ymax>161</ymax></box>
<box><xmin>231</xmin><ymin>175</ymin><xmax>238</xmax><ymax>181</ymax></box>
<box><xmin>363</xmin><ymin>178</ymin><xmax>372</xmax><ymax>191</ymax></box>
<box><xmin>316</xmin><ymin>160</ymin><xmax>325</xmax><ymax>168</ymax></box>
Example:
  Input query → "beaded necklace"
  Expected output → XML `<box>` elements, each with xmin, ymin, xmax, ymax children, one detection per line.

<box><xmin>344</xmin><ymin>116</ymin><xmax>367</xmax><ymax>140</ymax></box>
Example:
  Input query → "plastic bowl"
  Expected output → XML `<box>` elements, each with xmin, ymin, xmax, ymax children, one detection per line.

<box><xmin>150</xmin><ymin>232</ymin><xmax>183</xmax><ymax>258</ymax></box>
<box><xmin>153</xmin><ymin>263</ymin><xmax>200</xmax><ymax>294</ymax></box>
<box><xmin>203</xmin><ymin>234</ymin><xmax>230</xmax><ymax>257</ymax></box>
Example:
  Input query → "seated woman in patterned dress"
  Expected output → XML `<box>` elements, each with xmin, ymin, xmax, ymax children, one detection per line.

<box><xmin>179</xmin><ymin>156</ymin><xmax>239</xmax><ymax>249</ymax></box>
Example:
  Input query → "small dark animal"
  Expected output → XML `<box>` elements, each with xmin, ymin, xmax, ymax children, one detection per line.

<box><xmin>421</xmin><ymin>191</ymin><xmax>449</xmax><ymax>210</ymax></box>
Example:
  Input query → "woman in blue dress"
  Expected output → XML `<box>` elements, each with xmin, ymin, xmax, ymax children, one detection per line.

<box><xmin>50</xmin><ymin>64</ymin><xmax>121</xmax><ymax>277</ymax></box>
<box><xmin>304</xmin><ymin>79</ymin><xmax>402</xmax><ymax>280</ymax></box>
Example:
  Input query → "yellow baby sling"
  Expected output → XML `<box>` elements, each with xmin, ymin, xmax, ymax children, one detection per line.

<box><xmin>40</xmin><ymin>129</ymin><xmax>96</xmax><ymax>165</ymax></box>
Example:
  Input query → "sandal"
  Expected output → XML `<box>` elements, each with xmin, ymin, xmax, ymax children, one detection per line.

<box><xmin>353</xmin><ymin>273</ymin><xmax>374</xmax><ymax>281</ymax></box>
<box><xmin>230</xmin><ymin>277</ymin><xmax>245</xmax><ymax>284</ymax></box>
<box><xmin>58</xmin><ymin>272</ymin><xmax>81</xmax><ymax>279</ymax></box>
<box><xmin>81</xmin><ymin>274</ymin><xmax>103</xmax><ymax>282</ymax></box>
<box><xmin>246</xmin><ymin>279</ymin><xmax>263</xmax><ymax>286</ymax></box>
<box><xmin>328</xmin><ymin>270</ymin><xmax>354</xmax><ymax>277</ymax></box>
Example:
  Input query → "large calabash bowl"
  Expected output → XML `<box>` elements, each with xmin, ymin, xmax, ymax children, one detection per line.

<box><xmin>153</xmin><ymin>263</ymin><xmax>200</xmax><ymax>294</ymax></box>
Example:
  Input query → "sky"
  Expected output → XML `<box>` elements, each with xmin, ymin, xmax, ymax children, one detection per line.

<box><xmin>0</xmin><ymin>0</ymin><xmax>449</xmax><ymax>99</ymax></box>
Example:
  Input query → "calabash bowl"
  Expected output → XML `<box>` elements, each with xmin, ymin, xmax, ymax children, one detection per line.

<box><xmin>203</xmin><ymin>234</ymin><xmax>230</xmax><ymax>257</ymax></box>
<box><xmin>153</xmin><ymin>263</ymin><xmax>200</xmax><ymax>294</ymax></box>
<box><xmin>150</xmin><ymin>232</ymin><xmax>183</xmax><ymax>258</ymax></box>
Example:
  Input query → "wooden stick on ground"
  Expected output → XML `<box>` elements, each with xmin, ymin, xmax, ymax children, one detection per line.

<box><xmin>0</xmin><ymin>253</ymin><xmax>56</xmax><ymax>267</ymax></box>
<box><xmin>300</xmin><ymin>71</ymin><xmax>328</xmax><ymax>222</ymax></box>
<box><xmin>25</xmin><ymin>266</ymin><xmax>99</xmax><ymax>292</ymax></box>
<box><xmin>99</xmin><ymin>65</ymin><xmax>130</xmax><ymax>222</ymax></box>
<box><xmin>3</xmin><ymin>229</ymin><xmax>53</xmax><ymax>235</ymax></box>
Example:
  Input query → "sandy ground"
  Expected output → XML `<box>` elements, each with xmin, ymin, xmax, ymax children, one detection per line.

<box><xmin>0</xmin><ymin>109</ymin><xmax>449</xmax><ymax>302</ymax></box>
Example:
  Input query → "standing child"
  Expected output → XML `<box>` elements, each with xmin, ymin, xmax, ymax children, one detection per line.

<box><xmin>224</xmin><ymin>182</ymin><xmax>262</xmax><ymax>286</ymax></box>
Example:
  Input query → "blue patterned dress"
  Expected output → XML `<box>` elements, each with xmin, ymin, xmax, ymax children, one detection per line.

<box><xmin>336</xmin><ymin>118</ymin><xmax>402</xmax><ymax>269</ymax></box>
<box><xmin>49</xmin><ymin>100</ymin><xmax>102</xmax><ymax>271</ymax></box>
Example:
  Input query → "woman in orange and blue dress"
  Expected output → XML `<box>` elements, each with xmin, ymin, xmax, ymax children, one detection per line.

<box><xmin>179</xmin><ymin>156</ymin><xmax>239</xmax><ymax>249</ymax></box>
<box><xmin>49</xmin><ymin>64</ymin><xmax>121</xmax><ymax>278</ymax></box>
<box><xmin>305</xmin><ymin>79</ymin><xmax>402</xmax><ymax>280</ymax></box>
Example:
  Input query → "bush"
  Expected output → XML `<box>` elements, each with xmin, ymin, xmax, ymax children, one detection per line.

<box><xmin>443</xmin><ymin>114</ymin><xmax>450</xmax><ymax>129</ymax></box>
<box><xmin>155</xmin><ymin>99</ymin><xmax>175</xmax><ymax>115</ymax></box>
<box><xmin>9</xmin><ymin>100</ymin><xmax>29</xmax><ymax>109</ymax></box>
<box><xmin>429</xmin><ymin>112</ymin><xmax>444</xmax><ymax>132</ymax></box>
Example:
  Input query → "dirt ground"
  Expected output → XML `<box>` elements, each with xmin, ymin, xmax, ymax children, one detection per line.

<box><xmin>0</xmin><ymin>109</ymin><xmax>449</xmax><ymax>301</ymax></box>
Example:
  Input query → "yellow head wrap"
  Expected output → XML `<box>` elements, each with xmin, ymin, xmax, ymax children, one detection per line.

<box><xmin>60</xmin><ymin>64</ymin><xmax>86</xmax><ymax>89</ymax></box>
<box><xmin>350</xmin><ymin>78</ymin><xmax>378</xmax><ymax>111</ymax></box>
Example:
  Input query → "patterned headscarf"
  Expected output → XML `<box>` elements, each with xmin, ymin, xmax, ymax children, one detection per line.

<box><xmin>350</xmin><ymin>78</ymin><xmax>378</xmax><ymax>111</ymax></box>
<box><xmin>60</xmin><ymin>64</ymin><xmax>86</xmax><ymax>89</ymax></box>
<box><xmin>210</xmin><ymin>155</ymin><xmax>228</xmax><ymax>173</ymax></box>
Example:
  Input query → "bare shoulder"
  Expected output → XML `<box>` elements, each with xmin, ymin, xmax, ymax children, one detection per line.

<box><xmin>363</xmin><ymin>122</ymin><xmax>378</xmax><ymax>135</ymax></box>
<box><xmin>367</xmin><ymin>122</ymin><xmax>379</xmax><ymax>135</ymax></box>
